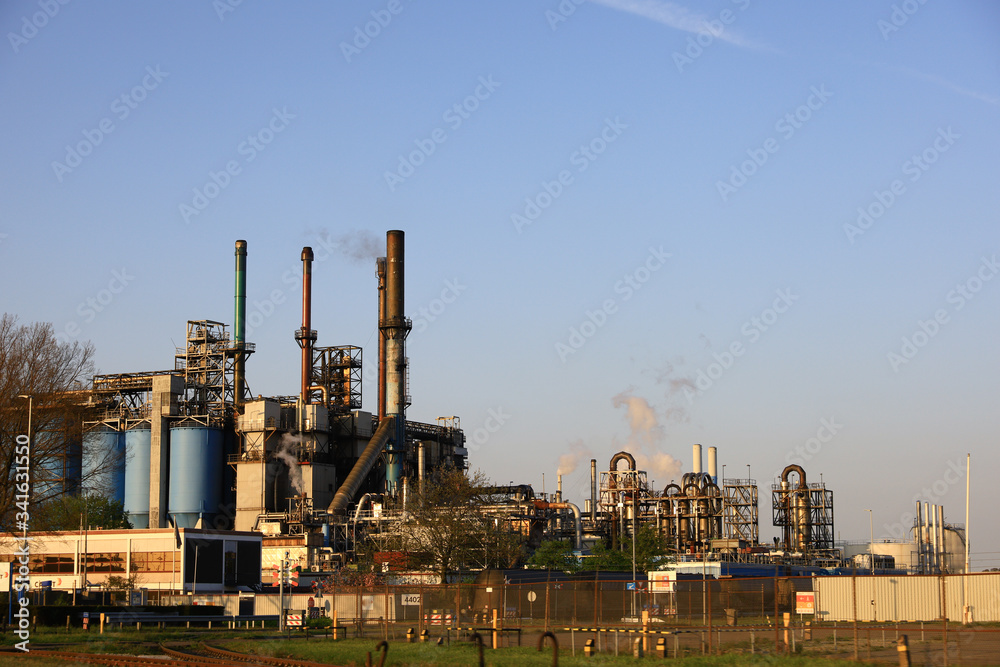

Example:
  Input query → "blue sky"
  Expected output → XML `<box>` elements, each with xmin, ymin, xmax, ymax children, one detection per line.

<box><xmin>2</xmin><ymin>1</ymin><xmax>998</xmax><ymax>566</ymax></box>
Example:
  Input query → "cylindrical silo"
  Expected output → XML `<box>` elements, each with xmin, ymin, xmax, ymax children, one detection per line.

<box><xmin>168</xmin><ymin>425</ymin><xmax>223</xmax><ymax>529</ymax></box>
<box><xmin>82</xmin><ymin>425</ymin><xmax>125</xmax><ymax>503</ymax></box>
<box><xmin>124</xmin><ymin>425</ymin><xmax>152</xmax><ymax>528</ymax></box>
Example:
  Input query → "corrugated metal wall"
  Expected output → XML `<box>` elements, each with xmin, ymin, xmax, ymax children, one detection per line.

<box><xmin>816</xmin><ymin>573</ymin><xmax>1000</xmax><ymax>622</ymax></box>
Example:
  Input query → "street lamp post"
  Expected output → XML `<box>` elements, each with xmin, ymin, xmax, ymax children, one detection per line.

<box><xmin>865</xmin><ymin>509</ymin><xmax>874</xmax><ymax>575</ymax></box>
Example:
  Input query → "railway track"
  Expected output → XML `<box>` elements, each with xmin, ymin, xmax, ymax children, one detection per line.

<box><xmin>12</xmin><ymin>644</ymin><xmax>347</xmax><ymax>667</ymax></box>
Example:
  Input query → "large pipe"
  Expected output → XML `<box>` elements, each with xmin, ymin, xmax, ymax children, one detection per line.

<box><xmin>327</xmin><ymin>417</ymin><xmax>394</xmax><ymax>515</ymax></box>
<box><xmin>938</xmin><ymin>505</ymin><xmax>949</xmax><ymax>572</ymax></box>
<box><xmin>916</xmin><ymin>501</ymin><xmax>924</xmax><ymax>573</ymax></box>
<box><xmin>692</xmin><ymin>444</ymin><xmax>702</xmax><ymax>475</ymax></box>
<box><xmin>928</xmin><ymin>502</ymin><xmax>937</xmax><ymax>572</ymax></box>
<box><xmin>352</xmin><ymin>493</ymin><xmax>373</xmax><ymax>522</ymax></box>
<box><xmin>590</xmin><ymin>459</ymin><xmax>597</xmax><ymax>522</ymax></box>
<box><xmin>547</xmin><ymin>501</ymin><xmax>583</xmax><ymax>551</ymax></box>
<box><xmin>295</xmin><ymin>247</ymin><xmax>317</xmax><ymax>416</ymax></box>
<box><xmin>418</xmin><ymin>442</ymin><xmax>425</xmax><ymax>501</ymax></box>
<box><xmin>376</xmin><ymin>256</ymin><xmax>387</xmax><ymax>420</ymax></box>
<box><xmin>234</xmin><ymin>240</ymin><xmax>247</xmax><ymax>410</ymax></box>
<box><xmin>707</xmin><ymin>446</ymin><xmax>717</xmax><ymax>484</ymax></box>
<box><xmin>610</xmin><ymin>451</ymin><xmax>636</xmax><ymax>471</ymax></box>
<box><xmin>383</xmin><ymin>231</ymin><xmax>410</xmax><ymax>495</ymax></box>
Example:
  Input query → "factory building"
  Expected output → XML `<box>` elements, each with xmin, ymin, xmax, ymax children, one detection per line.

<box><xmin>58</xmin><ymin>231</ymin><xmax>468</xmax><ymax>586</ymax></box>
<box><xmin>7</xmin><ymin>232</ymin><xmax>969</xmax><ymax>591</ymax></box>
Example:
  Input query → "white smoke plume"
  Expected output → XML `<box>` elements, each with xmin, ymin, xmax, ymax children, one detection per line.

<box><xmin>611</xmin><ymin>389</ymin><xmax>682</xmax><ymax>484</ymax></box>
<box><xmin>274</xmin><ymin>433</ymin><xmax>307</xmax><ymax>495</ymax></box>
<box><xmin>557</xmin><ymin>439</ymin><xmax>593</xmax><ymax>476</ymax></box>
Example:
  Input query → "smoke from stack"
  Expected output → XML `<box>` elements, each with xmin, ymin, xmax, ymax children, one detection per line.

<box><xmin>274</xmin><ymin>433</ymin><xmax>306</xmax><ymax>495</ymax></box>
<box><xmin>327</xmin><ymin>229</ymin><xmax>382</xmax><ymax>263</ymax></box>
<box><xmin>611</xmin><ymin>389</ymin><xmax>682</xmax><ymax>482</ymax></box>
<box><xmin>557</xmin><ymin>440</ymin><xmax>592</xmax><ymax>476</ymax></box>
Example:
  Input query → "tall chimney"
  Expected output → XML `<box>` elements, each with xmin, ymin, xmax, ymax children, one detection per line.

<box><xmin>376</xmin><ymin>256</ymin><xmax>387</xmax><ymax>421</ymax></box>
<box><xmin>557</xmin><ymin>474</ymin><xmax>563</xmax><ymax>503</ymax></box>
<box><xmin>937</xmin><ymin>504</ymin><xmax>946</xmax><ymax>571</ymax></box>
<box><xmin>707</xmin><ymin>446</ymin><xmax>718</xmax><ymax>484</ymax></box>
<box><xmin>295</xmin><ymin>248</ymin><xmax>317</xmax><ymax>424</ymax></box>
<box><xmin>590</xmin><ymin>459</ymin><xmax>598</xmax><ymax>522</ymax></box>
<box><xmin>383</xmin><ymin>231</ymin><xmax>410</xmax><ymax>495</ymax></box>
<box><xmin>234</xmin><ymin>240</ymin><xmax>247</xmax><ymax>410</ymax></box>
<box><xmin>692</xmin><ymin>444</ymin><xmax>702</xmax><ymax>475</ymax></box>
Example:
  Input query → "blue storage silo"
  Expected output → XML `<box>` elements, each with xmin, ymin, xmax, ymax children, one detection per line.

<box><xmin>82</xmin><ymin>425</ymin><xmax>125</xmax><ymax>503</ymax></box>
<box><xmin>168</xmin><ymin>425</ymin><xmax>223</xmax><ymax>529</ymax></box>
<box><xmin>123</xmin><ymin>425</ymin><xmax>152</xmax><ymax>528</ymax></box>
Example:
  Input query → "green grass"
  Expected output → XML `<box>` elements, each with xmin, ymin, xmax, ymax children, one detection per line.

<box><xmin>0</xmin><ymin>625</ymin><xmax>904</xmax><ymax>667</ymax></box>
<box><xmin>221</xmin><ymin>637</ymin><xmax>874</xmax><ymax>667</ymax></box>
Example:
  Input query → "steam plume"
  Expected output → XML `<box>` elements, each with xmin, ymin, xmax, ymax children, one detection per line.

<box><xmin>274</xmin><ymin>433</ymin><xmax>306</xmax><ymax>495</ymax></box>
<box><xmin>611</xmin><ymin>389</ymin><xmax>682</xmax><ymax>482</ymax></box>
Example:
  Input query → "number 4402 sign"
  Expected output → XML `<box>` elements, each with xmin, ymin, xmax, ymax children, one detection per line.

<box><xmin>401</xmin><ymin>594</ymin><xmax>421</xmax><ymax>606</ymax></box>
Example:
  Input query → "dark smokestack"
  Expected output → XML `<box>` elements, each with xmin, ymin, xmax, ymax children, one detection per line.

<box><xmin>234</xmin><ymin>240</ymin><xmax>247</xmax><ymax>409</ymax></box>
<box><xmin>377</xmin><ymin>256</ymin><xmax>387</xmax><ymax>421</ymax></box>
<box><xmin>383</xmin><ymin>230</ymin><xmax>410</xmax><ymax>495</ymax></box>
<box><xmin>295</xmin><ymin>247</ymin><xmax>317</xmax><ymax>414</ymax></box>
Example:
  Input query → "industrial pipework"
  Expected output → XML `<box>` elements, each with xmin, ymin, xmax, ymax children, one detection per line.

<box><xmin>328</xmin><ymin>417</ymin><xmax>395</xmax><ymax>515</ymax></box>
<box><xmin>234</xmin><ymin>240</ymin><xmax>247</xmax><ymax>409</ymax></box>
<box><xmin>381</xmin><ymin>230</ymin><xmax>411</xmax><ymax>496</ymax></box>
<box><xmin>295</xmin><ymin>247</ymin><xmax>318</xmax><ymax>416</ymax></box>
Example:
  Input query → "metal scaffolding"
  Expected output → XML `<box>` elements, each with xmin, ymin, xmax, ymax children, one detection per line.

<box><xmin>722</xmin><ymin>478</ymin><xmax>759</xmax><ymax>543</ymax></box>
<box><xmin>310</xmin><ymin>345</ymin><xmax>362</xmax><ymax>412</ymax></box>
<box><xmin>174</xmin><ymin>320</ymin><xmax>253</xmax><ymax>423</ymax></box>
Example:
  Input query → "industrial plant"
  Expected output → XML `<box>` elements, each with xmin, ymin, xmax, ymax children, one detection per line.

<box><xmin>4</xmin><ymin>232</ymin><xmax>968</xmax><ymax>600</ymax></box>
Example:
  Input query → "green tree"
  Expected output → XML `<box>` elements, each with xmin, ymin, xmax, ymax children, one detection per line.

<box><xmin>32</xmin><ymin>493</ymin><xmax>131</xmax><ymax>531</ymax></box>
<box><xmin>581</xmin><ymin>525</ymin><xmax>669</xmax><ymax>572</ymax></box>
<box><xmin>527</xmin><ymin>539</ymin><xmax>579</xmax><ymax>572</ymax></box>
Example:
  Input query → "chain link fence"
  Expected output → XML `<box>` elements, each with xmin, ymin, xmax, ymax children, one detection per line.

<box><xmin>310</xmin><ymin>572</ymin><xmax>1000</xmax><ymax>664</ymax></box>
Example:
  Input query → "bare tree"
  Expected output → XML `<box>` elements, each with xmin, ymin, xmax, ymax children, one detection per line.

<box><xmin>0</xmin><ymin>314</ymin><xmax>96</xmax><ymax>530</ymax></box>
<box><xmin>394</xmin><ymin>468</ymin><xmax>525</xmax><ymax>580</ymax></box>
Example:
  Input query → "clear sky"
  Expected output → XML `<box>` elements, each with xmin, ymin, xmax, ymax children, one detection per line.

<box><xmin>2</xmin><ymin>1</ymin><xmax>998</xmax><ymax>567</ymax></box>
